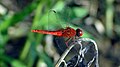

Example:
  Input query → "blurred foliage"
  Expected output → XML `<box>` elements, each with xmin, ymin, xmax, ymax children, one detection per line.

<box><xmin>0</xmin><ymin>0</ymin><xmax>120</xmax><ymax>67</ymax></box>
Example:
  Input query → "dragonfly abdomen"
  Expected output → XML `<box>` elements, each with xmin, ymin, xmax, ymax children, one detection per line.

<box><xmin>31</xmin><ymin>30</ymin><xmax>62</xmax><ymax>36</ymax></box>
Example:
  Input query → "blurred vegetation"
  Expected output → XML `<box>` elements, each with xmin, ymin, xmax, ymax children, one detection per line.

<box><xmin>0</xmin><ymin>0</ymin><xmax>120</xmax><ymax>67</ymax></box>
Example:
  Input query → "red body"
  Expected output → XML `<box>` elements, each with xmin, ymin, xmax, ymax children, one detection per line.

<box><xmin>31</xmin><ymin>27</ymin><xmax>76</xmax><ymax>38</ymax></box>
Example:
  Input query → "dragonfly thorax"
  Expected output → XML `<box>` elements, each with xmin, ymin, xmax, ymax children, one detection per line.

<box><xmin>76</xmin><ymin>28</ymin><xmax>83</xmax><ymax>37</ymax></box>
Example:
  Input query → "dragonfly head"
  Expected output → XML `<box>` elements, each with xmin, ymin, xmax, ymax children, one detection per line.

<box><xmin>76</xmin><ymin>28</ymin><xmax>83</xmax><ymax>37</ymax></box>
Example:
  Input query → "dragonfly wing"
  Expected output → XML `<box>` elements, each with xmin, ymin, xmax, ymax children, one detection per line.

<box><xmin>59</xmin><ymin>6</ymin><xmax>74</xmax><ymax>27</ymax></box>
<box><xmin>48</xmin><ymin>9</ymin><xmax>63</xmax><ymax>31</ymax></box>
<box><xmin>48</xmin><ymin>6</ymin><xmax>73</xmax><ymax>30</ymax></box>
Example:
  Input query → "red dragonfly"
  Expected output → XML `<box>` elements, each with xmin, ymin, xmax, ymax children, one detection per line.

<box><xmin>31</xmin><ymin>9</ymin><xmax>83</xmax><ymax>47</ymax></box>
<box><xmin>31</xmin><ymin>27</ymin><xmax>83</xmax><ymax>46</ymax></box>
<box><xmin>31</xmin><ymin>27</ymin><xmax>83</xmax><ymax>38</ymax></box>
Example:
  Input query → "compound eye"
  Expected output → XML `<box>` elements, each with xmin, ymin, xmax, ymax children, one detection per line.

<box><xmin>79</xmin><ymin>29</ymin><xmax>83</xmax><ymax>36</ymax></box>
<box><xmin>76</xmin><ymin>28</ymin><xmax>83</xmax><ymax>37</ymax></box>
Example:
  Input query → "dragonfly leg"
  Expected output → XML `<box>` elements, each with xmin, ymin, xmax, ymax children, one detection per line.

<box><xmin>66</xmin><ymin>37</ymin><xmax>80</xmax><ymax>55</ymax></box>
<box><xmin>65</xmin><ymin>37</ymin><xmax>73</xmax><ymax>47</ymax></box>
<box><xmin>73</xmin><ymin>37</ymin><xmax>76</xmax><ymax>44</ymax></box>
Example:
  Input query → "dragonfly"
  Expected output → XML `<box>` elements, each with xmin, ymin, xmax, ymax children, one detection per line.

<box><xmin>31</xmin><ymin>27</ymin><xmax>83</xmax><ymax>46</ymax></box>
<box><xmin>31</xmin><ymin>7</ymin><xmax>83</xmax><ymax>47</ymax></box>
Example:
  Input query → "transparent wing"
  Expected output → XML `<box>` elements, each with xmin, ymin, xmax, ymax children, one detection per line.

<box><xmin>31</xmin><ymin>9</ymin><xmax>63</xmax><ymax>31</ymax></box>
<box><xmin>47</xmin><ymin>9</ymin><xmax>63</xmax><ymax>31</ymax></box>
<box><xmin>31</xmin><ymin>6</ymin><xmax>75</xmax><ymax>31</ymax></box>
<box><xmin>58</xmin><ymin>6</ymin><xmax>73</xmax><ymax>27</ymax></box>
